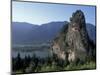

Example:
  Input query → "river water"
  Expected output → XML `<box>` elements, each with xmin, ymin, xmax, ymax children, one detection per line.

<box><xmin>12</xmin><ymin>45</ymin><xmax>53</xmax><ymax>58</ymax></box>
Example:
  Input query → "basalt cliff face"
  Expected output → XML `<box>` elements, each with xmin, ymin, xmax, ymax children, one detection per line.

<box><xmin>52</xmin><ymin>10</ymin><xmax>96</xmax><ymax>63</ymax></box>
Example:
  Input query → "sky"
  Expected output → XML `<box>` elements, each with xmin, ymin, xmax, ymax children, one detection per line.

<box><xmin>12</xmin><ymin>1</ymin><xmax>96</xmax><ymax>25</ymax></box>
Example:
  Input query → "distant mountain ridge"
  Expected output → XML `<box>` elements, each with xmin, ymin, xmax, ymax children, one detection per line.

<box><xmin>12</xmin><ymin>21</ymin><xmax>96</xmax><ymax>44</ymax></box>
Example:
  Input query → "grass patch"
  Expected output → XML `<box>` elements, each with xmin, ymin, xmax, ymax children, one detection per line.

<box><xmin>64</xmin><ymin>61</ymin><xmax>96</xmax><ymax>71</ymax></box>
<box><xmin>37</xmin><ymin>61</ymin><xmax>96</xmax><ymax>72</ymax></box>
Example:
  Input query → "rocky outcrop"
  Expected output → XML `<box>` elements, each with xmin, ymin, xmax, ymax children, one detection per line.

<box><xmin>52</xmin><ymin>10</ymin><xmax>96</xmax><ymax>63</ymax></box>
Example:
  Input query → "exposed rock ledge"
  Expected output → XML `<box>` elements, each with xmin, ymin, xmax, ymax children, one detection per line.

<box><xmin>51</xmin><ymin>10</ymin><xmax>96</xmax><ymax>63</ymax></box>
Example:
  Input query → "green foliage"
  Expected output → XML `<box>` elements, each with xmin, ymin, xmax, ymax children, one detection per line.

<box><xmin>12</xmin><ymin>52</ymin><xmax>96</xmax><ymax>74</ymax></box>
<box><xmin>12</xmin><ymin>53</ymin><xmax>31</xmax><ymax>73</ymax></box>
<box><xmin>13</xmin><ymin>52</ymin><xmax>95</xmax><ymax>73</ymax></box>
<box><xmin>64</xmin><ymin>61</ymin><xmax>96</xmax><ymax>70</ymax></box>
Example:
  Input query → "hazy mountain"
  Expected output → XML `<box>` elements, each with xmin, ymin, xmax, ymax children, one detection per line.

<box><xmin>12</xmin><ymin>22</ymin><xmax>39</xmax><ymax>44</ymax></box>
<box><xmin>12</xmin><ymin>21</ymin><xmax>96</xmax><ymax>44</ymax></box>
<box><xmin>86</xmin><ymin>23</ymin><xmax>96</xmax><ymax>43</ymax></box>
<box><xmin>29</xmin><ymin>21</ymin><xmax>67</xmax><ymax>42</ymax></box>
